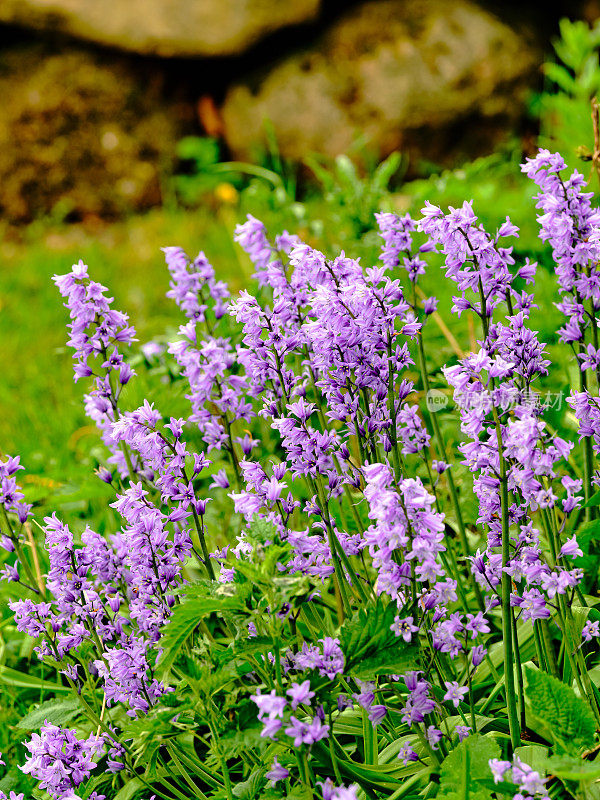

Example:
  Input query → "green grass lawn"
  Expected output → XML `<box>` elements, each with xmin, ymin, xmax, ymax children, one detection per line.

<box><xmin>0</xmin><ymin>207</ymin><xmax>246</xmax><ymax>477</ymax></box>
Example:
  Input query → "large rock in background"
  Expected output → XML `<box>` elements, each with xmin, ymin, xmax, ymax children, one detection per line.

<box><xmin>221</xmin><ymin>0</ymin><xmax>539</xmax><ymax>167</ymax></box>
<box><xmin>0</xmin><ymin>0</ymin><xmax>321</xmax><ymax>57</ymax></box>
<box><xmin>0</xmin><ymin>45</ymin><xmax>191</xmax><ymax>222</ymax></box>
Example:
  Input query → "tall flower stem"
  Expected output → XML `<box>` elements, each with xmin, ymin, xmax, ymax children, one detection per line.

<box><xmin>491</xmin><ymin>404</ymin><xmax>521</xmax><ymax>750</ymax></box>
<box><xmin>208</xmin><ymin>720</ymin><xmax>234</xmax><ymax>800</ymax></box>
<box><xmin>540</xmin><ymin>620</ymin><xmax>558</xmax><ymax>677</ymax></box>
<box><xmin>311</xmin><ymin>473</ymin><xmax>369</xmax><ymax>605</ymax></box>
<box><xmin>510</xmin><ymin>609</ymin><xmax>526</xmax><ymax>729</ymax></box>
<box><xmin>1</xmin><ymin>507</ymin><xmax>41</xmax><ymax>596</ymax></box>
<box><xmin>412</xmin><ymin>301</ymin><xmax>484</xmax><ymax>610</ymax></box>
<box><xmin>580</xmin><ymin>364</ymin><xmax>595</xmax><ymax>521</ymax></box>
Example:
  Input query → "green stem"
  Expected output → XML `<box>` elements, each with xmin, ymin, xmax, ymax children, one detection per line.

<box><xmin>491</xmin><ymin>404</ymin><xmax>521</xmax><ymax>750</ymax></box>
<box><xmin>580</xmin><ymin>357</ymin><xmax>595</xmax><ymax>522</ymax></box>
<box><xmin>302</xmin><ymin>751</ymin><xmax>314</xmax><ymax>798</ymax></box>
<box><xmin>208</xmin><ymin>721</ymin><xmax>234</xmax><ymax>800</ymax></box>
<box><xmin>511</xmin><ymin>608</ymin><xmax>526</xmax><ymax>730</ymax></box>
<box><xmin>362</xmin><ymin>707</ymin><xmax>376</xmax><ymax>764</ymax></box>
<box><xmin>0</xmin><ymin>507</ymin><xmax>42</xmax><ymax>595</ymax></box>
<box><xmin>190</xmin><ymin>504</ymin><xmax>215</xmax><ymax>580</ymax></box>
<box><xmin>311</xmin><ymin>476</ymin><xmax>353</xmax><ymax>617</ymax></box>
<box><xmin>533</xmin><ymin>621</ymin><xmax>548</xmax><ymax>673</ymax></box>
<box><xmin>413</xmin><ymin>304</ymin><xmax>484</xmax><ymax>610</ymax></box>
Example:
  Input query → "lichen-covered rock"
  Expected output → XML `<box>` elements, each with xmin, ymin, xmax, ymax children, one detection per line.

<box><xmin>0</xmin><ymin>46</ymin><xmax>189</xmax><ymax>222</ymax></box>
<box><xmin>0</xmin><ymin>0</ymin><xmax>321</xmax><ymax>57</ymax></box>
<box><xmin>221</xmin><ymin>0</ymin><xmax>539</xmax><ymax>167</ymax></box>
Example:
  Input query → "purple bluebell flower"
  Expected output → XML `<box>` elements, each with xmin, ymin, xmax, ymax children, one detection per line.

<box><xmin>443</xmin><ymin>681</ymin><xmax>468</xmax><ymax>708</ymax></box>
<box><xmin>398</xmin><ymin>743</ymin><xmax>419</xmax><ymax>765</ymax></box>
<box><xmin>286</xmin><ymin>680</ymin><xmax>315</xmax><ymax>710</ymax></box>
<box><xmin>20</xmin><ymin>721</ymin><xmax>105</xmax><ymax>800</ymax></box>
<box><xmin>455</xmin><ymin>725</ymin><xmax>471</xmax><ymax>742</ymax></box>
<box><xmin>266</xmin><ymin>757</ymin><xmax>289</xmax><ymax>784</ymax></box>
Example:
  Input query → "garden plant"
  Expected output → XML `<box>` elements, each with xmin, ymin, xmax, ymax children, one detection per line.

<box><xmin>2</xmin><ymin>145</ymin><xmax>600</xmax><ymax>800</ymax></box>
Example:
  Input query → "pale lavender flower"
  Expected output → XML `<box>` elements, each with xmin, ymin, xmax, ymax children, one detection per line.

<box><xmin>443</xmin><ymin>681</ymin><xmax>468</xmax><ymax>708</ymax></box>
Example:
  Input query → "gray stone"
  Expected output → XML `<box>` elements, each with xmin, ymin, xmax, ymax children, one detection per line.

<box><xmin>0</xmin><ymin>45</ymin><xmax>187</xmax><ymax>222</ymax></box>
<box><xmin>0</xmin><ymin>0</ymin><xmax>321</xmax><ymax>57</ymax></box>
<box><xmin>221</xmin><ymin>0</ymin><xmax>539</xmax><ymax>166</ymax></box>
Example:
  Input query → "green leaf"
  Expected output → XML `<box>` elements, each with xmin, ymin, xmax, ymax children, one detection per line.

<box><xmin>524</xmin><ymin>666</ymin><xmax>596</xmax><ymax>755</ymax></box>
<box><xmin>353</xmin><ymin>643</ymin><xmax>418</xmax><ymax>679</ymax></box>
<box><xmin>248</xmin><ymin>515</ymin><xmax>279</xmax><ymax>543</ymax></box>
<box><xmin>568</xmin><ymin>605</ymin><xmax>591</xmax><ymax>644</ymax></box>
<box><xmin>232</xmin><ymin>767</ymin><xmax>266</xmax><ymax>798</ymax></box>
<box><xmin>121</xmin><ymin>700</ymin><xmax>195</xmax><ymax>745</ymax></box>
<box><xmin>513</xmin><ymin>745</ymin><xmax>549</xmax><ymax>775</ymax></box>
<box><xmin>17</xmin><ymin>697</ymin><xmax>80</xmax><ymax>730</ymax></box>
<box><xmin>0</xmin><ymin>768</ymin><xmax>35</xmax><ymax>796</ymax></box>
<box><xmin>438</xmin><ymin>734</ymin><xmax>500</xmax><ymax>799</ymax></box>
<box><xmin>113</xmin><ymin>778</ymin><xmax>143</xmax><ymax>800</ymax></box>
<box><xmin>546</xmin><ymin>756</ymin><xmax>600</xmax><ymax>781</ymax></box>
<box><xmin>373</xmin><ymin>152</ymin><xmax>402</xmax><ymax>190</ymax></box>
<box><xmin>340</xmin><ymin>599</ymin><xmax>418</xmax><ymax>678</ymax></box>
<box><xmin>81</xmin><ymin>773</ymin><xmax>114</xmax><ymax>799</ymax></box>
<box><xmin>543</xmin><ymin>63</ymin><xmax>577</xmax><ymax>93</ymax></box>
<box><xmin>0</xmin><ymin>665</ymin><xmax>70</xmax><ymax>692</ymax></box>
<box><xmin>583</xmin><ymin>492</ymin><xmax>600</xmax><ymax>508</ymax></box>
<box><xmin>157</xmin><ymin>592</ymin><xmax>244</xmax><ymax>675</ymax></box>
<box><xmin>330</xmin><ymin>750</ymin><xmax>421</xmax><ymax>790</ymax></box>
<box><xmin>232</xmin><ymin>636</ymin><xmax>276</xmax><ymax>659</ymax></box>
<box><xmin>209</xmin><ymin>724</ymin><xmax>264</xmax><ymax>765</ymax></box>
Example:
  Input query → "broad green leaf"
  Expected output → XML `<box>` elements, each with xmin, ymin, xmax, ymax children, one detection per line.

<box><xmin>157</xmin><ymin>594</ymin><xmax>244</xmax><ymax>675</ymax></box>
<box><xmin>379</xmin><ymin>734</ymin><xmax>428</xmax><ymax>765</ymax></box>
<box><xmin>525</xmin><ymin>666</ymin><xmax>596</xmax><ymax>755</ymax></box>
<box><xmin>438</xmin><ymin>734</ymin><xmax>500</xmax><ymax>799</ymax></box>
<box><xmin>312</xmin><ymin>741</ymin><xmax>416</xmax><ymax>789</ymax></box>
<box><xmin>331</xmin><ymin>708</ymin><xmax>364</xmax><ymax>737</ymax></box>
<box><xmin>17</xmin><ymin>697</ymin><xmax>81</xmax><ymax>730</ymax></box>
<box><xmin>121</xmin><ymin>701</ymin><xmax>195</xmax><ymax>745</ymax></box>
<box><xmin>209</xmin><ymin>725</ymin><xmax>264</xmax><ymax>764</ymax></box>
<box><xmin>335</xmin><ymin>758</ymin><xmax>407</xmax><ymax>790</ymax></box>
<box><xmin>513</xmin><ymin>745</ymin><xmax>548</xmax><ymax>776</ymax></box>
<box><xmin>215</xmin><ymin>636</ymin><xmax>275</xmax><ymax>666</ymax></box>
<box><xmin>113</xmin><ymin>778</ymin><xmax>143</xmax><ymax>800</ymax></box>
<box><xmin>248</xmin><ymin>515</ymin><xmax>279</xmax><ymax>543</ymax></box>
<box><xmin>232</xmin><ymin>767</ymin><xmax>266</xmax><ymax>798</ymax></box>
<box><xmin>353</xmin><ymin>643</ymin><xmax>418</xmax><ymax>679</ymax></box>
<box><xmin>583</xmin><ymin>491</ymin><xmax>600</xmax><ymax>508</ymax></box>
<box><xmin>547</xmin><ymin>756</ymin><xmax>600</xmax><ymax>781</ymax></box>
<box><xmin>340</xmin><ymin>599</ymin><xmax>418</xmax><ymax>678</ymax></box>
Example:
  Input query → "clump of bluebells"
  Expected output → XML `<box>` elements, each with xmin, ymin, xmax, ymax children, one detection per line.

<box><xmin>1</xmin><ymin>149</ymin><xmax>600</xmax><ymax>800</ymax></box>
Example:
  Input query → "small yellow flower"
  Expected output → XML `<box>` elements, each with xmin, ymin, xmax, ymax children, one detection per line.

<box><xmin>214</xmin><ymin>182</ymin><xmax>238</xmax><ymax>205</ymax></box>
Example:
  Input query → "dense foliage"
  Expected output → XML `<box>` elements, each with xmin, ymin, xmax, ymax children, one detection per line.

<box><xmin>1</xmin><ymin>146</ymin><xmax>600</xmax><ymax>800</ymax></box>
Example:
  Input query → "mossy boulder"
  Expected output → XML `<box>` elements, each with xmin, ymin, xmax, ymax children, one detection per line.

<box><xmin>221</xmin><ymin>0</ymin><xmax>540</xmax><ymax>169</ymax></box>
<box><xmin>0</xmin><ymin>45</ymin><xmax>190</xmax><ymax>222</ymax></box>
<box><xmin>0</xmin><ymin>0</ymin><xmax>321</xmax><ymax>57</ymax></box>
